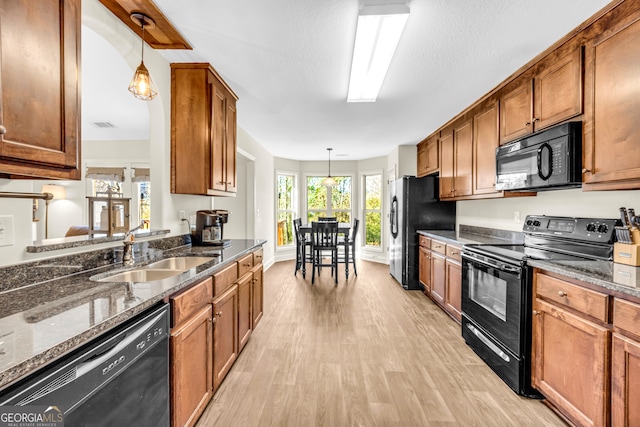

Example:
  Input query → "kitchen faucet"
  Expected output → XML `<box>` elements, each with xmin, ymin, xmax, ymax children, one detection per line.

<box><xmin>122</xmin><ymin>221</ymin><xmax>144</xmax><ymax>266</ymax></box>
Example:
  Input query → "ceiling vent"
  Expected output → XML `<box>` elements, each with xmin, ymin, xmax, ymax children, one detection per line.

<box><xmin>92</xmin><ymin>121</ymin><xmax>115</xmax><ymax>128</ymax></box>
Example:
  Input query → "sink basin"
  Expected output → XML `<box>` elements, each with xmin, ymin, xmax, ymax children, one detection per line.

<box><xmin>145</xmin><ymin>257</ymin><xmax>214</xmax><ymax>270</ymax></box>
<box><xmin>97</xmin><ymin>269</ymin><xmax>183</xmax><ymax>283</ymax></box>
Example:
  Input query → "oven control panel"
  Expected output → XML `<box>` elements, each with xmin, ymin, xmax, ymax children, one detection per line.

<box><xmin>523</xmin><ymin>215</ymin><xmax>619</xmax><ymax>243</ymax></box>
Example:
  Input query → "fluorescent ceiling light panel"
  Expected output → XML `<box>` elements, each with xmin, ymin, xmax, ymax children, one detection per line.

<box><xmin>347</xmin><ymin>4</ymin><xmax>409</xmax><ymax>103</ymax></box>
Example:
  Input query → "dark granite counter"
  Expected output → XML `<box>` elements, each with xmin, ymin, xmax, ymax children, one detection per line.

<box><xmin>0</xmin><ymin>239</ymin><xmax>265</xmax><ymax>390</ymax></box>
<box><xmin>528</xmin><ymin>259</ymin><xmax>640</xmax><ymax>300</ymax></box>
<box><xmin>417</xmin><ymin>224</ymin><xmax>524</xmax><ymax>246</ymax></box>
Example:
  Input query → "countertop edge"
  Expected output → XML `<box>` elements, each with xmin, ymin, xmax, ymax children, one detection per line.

<box><xmin>0</xmin><ymin>240</ymin><xmax>266</xmax><ymax>390</ymax></box>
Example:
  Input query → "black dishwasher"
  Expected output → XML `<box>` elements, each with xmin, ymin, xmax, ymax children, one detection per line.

<box><xmin>0</xmin><ymin>303</ymin><xmax>170</xmax><ymax>426</ymax></box>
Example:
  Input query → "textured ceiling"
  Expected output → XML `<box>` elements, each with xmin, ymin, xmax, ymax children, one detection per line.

<box><xmin>84</xmin><ymin>0</ymin><xmax>612</xmax><ymax>160</ymax></box>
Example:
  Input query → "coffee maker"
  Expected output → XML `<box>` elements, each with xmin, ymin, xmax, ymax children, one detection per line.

<box><xmin>193</xmin><ymin>210</ymin><xmax>230</xmax><ymax>246</ymax></box>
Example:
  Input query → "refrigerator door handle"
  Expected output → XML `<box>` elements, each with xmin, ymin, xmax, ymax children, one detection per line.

<box><xmin>390</xmin><ymin>196</ymin><xmax>399</xmax><ymax>238</ymax></box>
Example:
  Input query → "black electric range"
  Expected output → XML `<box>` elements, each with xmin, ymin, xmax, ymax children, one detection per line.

<box><xmin>460</xmin><ymin>215</ymin><xmax>618</xmax><ymax>397</ymax></box>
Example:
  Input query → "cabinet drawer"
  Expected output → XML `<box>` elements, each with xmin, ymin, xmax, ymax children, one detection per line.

<box><xmin>614</xmin><ymin>298</ymin><xmax>640</xmax><ymax>338</ymax></box>
<box><xmin>419</xmin><ymin>235</ymin><xmax>431</xmax><ymax>248</ymax></box>
<box><xmin>446</xmin><ymin>244</ymin><xmax>462</xmax><ymax>262</ymax></box>
<box><xmin>213</xmin><ymin>263</ymin><xmax>238</xmax><ymax>296</ymax></box>
<box><xmin>171</xmin><ymin>277</ymin><xmax>213</xmax><ymax>327</ymax></box>
<box><xmin>253</xmin><ymin>248</ymin><xmax>264</xmax><ymax>266</ymax></box>
<box><xmin>237</xmin><ymin>253</ymin><xmax>254</xmax><ymax>278</ymax></box>
<box><xmin>431</xmin><ymin>239</ymin><xmax>446</xmax><ymax>254</ymax></box>
<box><xmin>536</xmin><ymin>273</ymin><xmax>609</xmax><ymax>322</ymax></box>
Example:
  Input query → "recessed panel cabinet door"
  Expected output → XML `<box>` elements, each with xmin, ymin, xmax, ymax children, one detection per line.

<box><xmin>213</xmin><ymin>284</ymin><xmax>238</xmax><ymax>391</ymax></box>
<box><xmin>252</xmin><ymin>264</ymin><xmax>263</xmax><ymax>327</ymax></box>
<box><xmin>211</xmin><ymin>80</ymin><xmax>227</xmax><ymax>192</ymax></box>
<box><xmin>473</xmin><ymin>102</ymin><xmax>499</xmax><ymax>195</ymax></box>
<box><xmin>454</xmin><ymin>120</ymin><xmax>472</xmax><ymax>198</ymax></box>
<box><xmin>439</xmin><ymin>131</ymin><xmax>454</xmax><ymax>199</ymax></box>
<box><xmin>237</xmin><ymin>273</ymin><xmax>252</xmax><ymax>353</ymax></box>
<box><xmin>612</xmin><ymin>333</ymin><xmax>640</xmax><ymax>427</ymax></box>
<box><xmin>584</xmin><ymin>18</ymin><xmax>640</xmax><ymax>186</ymax></box>
<box><xmin>500</xmin><ymin>80</ymin><xmax>533</xmax><ymax>144</ymax></box>
<box><xmin>225</xmin><ymin>98</ymin><xmax>237</xmax><ymax>193</ymax></box>
<box><xmin>0</xmin><ymin>0</ymin><xmax>80</xmax><ymax>178</ymax></box>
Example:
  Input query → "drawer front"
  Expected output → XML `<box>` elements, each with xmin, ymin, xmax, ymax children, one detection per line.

<box><xmin>446</xmin><ymin>244</ymin><xmax>462</xmax><ymax>262</ymax></box>
<box><xmin>253</xmin><ymin>248</ymin><xmax>264</xmax><ymax>266</ymax></box>
<box><xmin>536</xmin><ymin>273</ymin><xmax>609</xmax><ymax>322</ymax></box>
<box><xmin>614</xmin><ymin>298</ymin><xmax>640</xmax><ymax>338</ymax></box>
<box><xmin>213</xmin><ymin>263</ymin><xmax>238</xmax><ymax>296</ymax></box>
<box><xmin>431</xmin><ymin>239</ymin><xmax>446</xmax><ymax>255</ymax></box>
<box><xmin>237</xmin><ymin>253</ymin><xmax>254</xmax><ymax>278</ymax></box>
<box><xmin>419</xmin><ymin>235</ymin><xmax>431</xmax><ymax>248</ymax></box>
<box><xmin>171</xmin><ymin>277</ymin><xmax>213</xmax><ymax>326</ymax></box>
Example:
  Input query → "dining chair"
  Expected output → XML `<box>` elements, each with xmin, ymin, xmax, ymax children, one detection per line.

<box><xmin>293</xmin><ymin>218</ymin><xmax>311</xmax><ymax>277</ymax></box>
<box><xmin>310</xmin><ymin>221</ymin><xmax>339</xmax><ymax>284</ymax></box>
<box><xmin>338</xmin><ymin>218</ymin><xmax>359</xmax><ymax>277</ymax></box>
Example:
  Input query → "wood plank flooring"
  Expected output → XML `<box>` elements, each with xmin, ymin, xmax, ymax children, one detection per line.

<box><xmin>195</xmin><ymin>260</ymin><xmax>566</xmax><ymax>427</ymax></box>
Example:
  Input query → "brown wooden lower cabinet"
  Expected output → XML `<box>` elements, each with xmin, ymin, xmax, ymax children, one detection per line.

<box><xmin>444</xmin><ymin>258</ymin><xmax>461</xmax><ymax>322</ymax></box>
<box><xmin>252</xmin><ymin>263</ymin><xmax>264</xmax><ymax>327</ymax></box>
<box><xmin>430</xmin><ymin>251</ymin><xmax>446</xmax><ymax>306</ymax></box>
<box><xmin>237</xmin><ymin>271</ymin><xmax>253</xmax><ymax>352</ymax></box>
<box><xmin>611</xmin><ymin>333</ymin><xmax>640</xmax><ymax>427</ymax></box>
<box><xmin>213</xmin><ymin>283</ymin><xmax>239</xmax><ymax>391</ymax></box>
<box><xmin>170</xmin><ymin>305</ymin><xmax>213</xmax><ymax>427</ymax></box>
<box><xmin>418</xmin><ymin>246</ymin><xmax>431</xmax><ymax>295</ymax></box>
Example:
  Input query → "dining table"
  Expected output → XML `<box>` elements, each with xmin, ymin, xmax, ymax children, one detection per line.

<box><xmin>299</xmin><ymin>222</ymin><xmax>352</xmax><ymax>280</ymax></box>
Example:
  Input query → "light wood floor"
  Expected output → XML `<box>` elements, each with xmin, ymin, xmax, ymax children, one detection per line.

<box><xmin>195</xmin><ymin>260</ymin><xmax>566</xmax><ymax>427</ymax></box>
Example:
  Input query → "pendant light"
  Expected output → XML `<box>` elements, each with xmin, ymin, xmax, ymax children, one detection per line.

<box><xmin>322</xmin><ymin>148</ymin><xmax>338</xmax><ymax>187</ymax></box>
<box><xmin>128</xmin><ymin>13</ymin><xmax>158</xmax><ymax>101</ymax></box>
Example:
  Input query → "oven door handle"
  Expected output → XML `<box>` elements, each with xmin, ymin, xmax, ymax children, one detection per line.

<box><xmin>466</xmin><ymin>323</ymin><xmax>511</xmax><ymax>362</ymax></box>
<box><xmin>463</xmin><ymin>253</ymin><xmax>521</xmax><ymax>277</ymax></box>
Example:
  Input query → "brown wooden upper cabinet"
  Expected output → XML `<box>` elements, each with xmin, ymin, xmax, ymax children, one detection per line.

<box><xmin>472</xmin><ymin>101</ymin><xmax>499</xmax><ymax>195</ymax></box>
<box><xmin>417</xmin><ymin>134</ymin><xmax>439</xmax><ymax>177</ymax></box>
<box><xmin>171</xmin><ymin>63</ymin><xmax>238</xmax><ymax>196</ymax></box>
<box><xmin>500</xmin><ymin>47</ymin><xmax>583</xmax><ymax>144</ymax></box>
<box><xmin>583</xmin><ymin>16</ymin><xmax>640</xmax><ymax>190</ymax></box>
<box><xmin>0</xmin><ymin>0</ymin><xmax>81</xmax><ymax>180</ymax></box>
<box><xmin>439</xmin><ymin>119</ymin><xmax>472</xmax><ymax>200</ymax></box>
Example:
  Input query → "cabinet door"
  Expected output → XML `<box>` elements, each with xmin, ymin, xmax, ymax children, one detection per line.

<box><xmin>252</xmin><ymin>264</ymin><xmax>264</xmax><ymax>327</ymax></box>
<box><xmin>426</xmin><ymin>137</ymin><xmax>439</xmax><ymax>176</ymax></box>
<box><xmin>171</xmin><ymin>305</ymin><xmax>213</xmax><ymax>427</ymax></box>
<box><xmin>0</xmin><ymin>0</ymin><xmax>80</xmax><ymax>179</ymax></box>
<box><xmin>500</xmin><ymin>80</ymin><xmax>533</xmax><ymax>144</ymax></box>
<box><xmin>430</xmin><ymin>252</ymin><xmax>446</xmax><ymax>306</ymax></box>
<box><xmin>612</xmin><ymin>333</ymin><xmax>640</xmax><ymax>427</ymax></box>
<box><xmin>473</xmin><ymin>102</ymin><xmax>499</xmax><ymax>195</ymax></box>
<box><xmin>444</xmin><ymin>258</ymin><xmax>461</xmax><ymax>323</ymax></box>
<box><xmin>237</xmin><ymin>273</ymin><xmax>252</xmax><ymax>352</ymax></box>
<box><xmin>213</xmin><ymin>284</ymin><xmax>238</xmax><ymax>391</ymax></box>
<box><xmin>439</xmin><ymin>130</ymin><xmax>455</xmax><ymax>199</ymax></box>
<box><xmin>211</xmin><ymin>79</ymin><xmax>227</xmax><ymax>192</ymax></box>
<box><xmin>419</xmin><ymin>246</ymin><xmax>431</xmax><ymax>295</ymax></box>
<box><xmin>533</xmin><ymin>298</ymin><xmax>609</xmax><ymax>427</ymax></box>
<box><xmin>584</xmin><ymin>18</ymin><xmax>640</xmax><ymax>186</ymax></box>
<box><xmin>534</xmin><ymin>47</ymin><xmax>582</xmax><ymax>130</ymax></box>
<box><xmin>225</xmin><ymin>97</ymin><xmax>237</xmax><ymax>193</ymax></box>
<box><xmin>417</xmin><ymin>140</ymin><xmax>428</xmax><ymax>177</ymax></box>
<box><xmin>454</xmin><ymin>120</ymin><xmax>473</xmax><ymax>197</ymax></box>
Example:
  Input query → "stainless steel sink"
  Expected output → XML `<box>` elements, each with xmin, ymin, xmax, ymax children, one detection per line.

<box><xmin>96</xmin><ymin>269</ymin><xmax>184</xmax><ymax>283</ymax></box>
<box><xmin>145</xmin><ymin>257</ymin><xmax>214</xmax><ymax>270</ymax></box>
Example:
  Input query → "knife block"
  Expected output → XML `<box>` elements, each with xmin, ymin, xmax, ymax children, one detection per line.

<box><xmin>614</xmin><ymin>229</ymin><xmax>640</xmax><ymax>266</ymax></box>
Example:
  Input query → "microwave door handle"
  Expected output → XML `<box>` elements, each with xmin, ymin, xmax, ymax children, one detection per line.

<box><xmin>537</xmin><ymin>142</ymin><xmax>553</xmax><ymax>180</ymax></box>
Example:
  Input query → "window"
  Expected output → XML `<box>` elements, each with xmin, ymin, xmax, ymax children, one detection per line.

<box><xmin>276</xmin><ymin>173</ymin><xmax>296</xmax><ymax>247</ymax></box>
<box><xmin>307</xmin><ymin>176</ymin><xmax>351</xmax><ymax>223</ymax></box>
<box><xmin>363</xmin><ymin>173</ymin><xmax>382</xmax><ymax>247</ymax></box>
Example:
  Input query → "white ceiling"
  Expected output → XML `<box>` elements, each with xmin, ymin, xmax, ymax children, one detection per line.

<box><xmin>83</xmin><ymin>0</ymin><xmax>612</xmax><ymax>161</ymax></box>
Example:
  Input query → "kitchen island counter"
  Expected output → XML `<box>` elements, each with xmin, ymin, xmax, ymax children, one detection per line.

<box><xmin>0</xmin><ymin>239</ymin><xmax>266</xmax><ymax>390</ymax></box>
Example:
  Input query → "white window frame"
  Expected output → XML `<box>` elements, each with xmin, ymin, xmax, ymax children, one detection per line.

<box><xmin>275</xmin><ymin>170</ymin><xmax>298</xmax><ymax>251</ymax></box>
<box><xmin>361</xmin><ymin>169</ymin><xmax>384</xmax><ymax>252</ymax></box>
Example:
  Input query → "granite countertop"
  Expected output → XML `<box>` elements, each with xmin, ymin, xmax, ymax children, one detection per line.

<box><xmin>528</xmin><ymin>259</ymin><xmax>640</xmax><ymax>300</ymax></box>
<box><xmin>417</xmin><ymin>224</ymin><xmax>524</xmax><ymax>246</ymax></box>
<box><xmin>0</xmin><ymin>239</ymin><xmax>265</xmax><ymax>390</ymax></box>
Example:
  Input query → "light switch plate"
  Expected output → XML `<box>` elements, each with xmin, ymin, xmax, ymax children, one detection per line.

<box><xmin>0</xmin><ymin>215</ymin><xmax>15</xmax><ymax>247</ymax></box>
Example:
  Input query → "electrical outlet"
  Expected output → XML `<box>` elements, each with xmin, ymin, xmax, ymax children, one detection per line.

<box><xmin>0</xmin><ymin>215</ymin><xmax>15</xmax><ymax>247</ymax></box>
<box><xmin>178</xmin><ymin>210</ymin><xmax>186</xmax><ymax>220</ymax></box>
<box><xmin>514</xmin><ymin>211</ymin><xmax>521</xmax><ymax>223</ymax></box>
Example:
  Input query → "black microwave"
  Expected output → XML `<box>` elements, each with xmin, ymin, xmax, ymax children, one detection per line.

<box><xmin>495</xmin><ymin>122</ymin><xmax>582</xmax><ymax>191</ymax></box>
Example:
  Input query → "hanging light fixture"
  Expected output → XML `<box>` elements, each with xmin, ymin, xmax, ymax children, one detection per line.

<box><xmin>128</xmin><ymin>13</ymin><xmax>158</xmax><ymax>101</ymax></box>
<box><xmin>322</xmin><ymin>148</ymin><xmax>338</xmax><ymax>187</ymax></box>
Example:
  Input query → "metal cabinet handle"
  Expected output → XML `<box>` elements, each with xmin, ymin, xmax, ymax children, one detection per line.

<box><xmin>533</xmin><ymin>310</ymin><xmax>539</xmax><ymax>316</ymax></box>
<box><xmin>216</xmin><ymin>311</ymin><xmax>223</xmax><ymax>317</ymax></box>
<box><xmin>450</xmin><ymin>251</ymin><xmax>459</xmax><ymax>255</ymax></box>
<box><xmin>582</xmin><ymin>168</ymin><xmax>591</xmax><ymax>174</ymax></box>
<box><xmin>557</xmin><ymin>291</ymin><xmax>567</xmax><ymax>297</ymax></box>
<box><xmin>243</xmin><ymin>263</ymin><xmax>251</xmax><ymax>267</ymax></box>
<box><xmin>524</xmin><ymin>121</ymin><xmax>531</xmax><ymax>126</ymax></box>
<box><xmin>532</xmin><ymin>117</ymin><xmax>539</xmax><ymax>123</ymax></box>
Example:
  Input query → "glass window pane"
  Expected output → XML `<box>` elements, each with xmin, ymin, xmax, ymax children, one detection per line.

<box><xmin>331</xmin><ymin>177</ymin><xmax>351</xmax><ymax>210</ymax></box>
<box><xmin>307</xmin><ymin>177</ymin><xmax>327</xmax><ymax>210</ymax></box>
<box><xmin>365</xmin><ymin>175</ymin><xmax>381</xmax><ymax>209</ymax></box>
<box><xmin>365</xmin><ymin>211</ymin><xmax>381</xmax><ymax>246</ymax></box>
<box><xmin>277</xmin><ymin>212</ymin><xmax>294</xmax><ymax>246</ymax></box>
<box><xmin>138</xmin><ymin>182</ymin><xmax>150</xmax><ymax>229</ymax></box>
<box><xmin>277</xmin><ymin>175</ymin><xmax>294</xmax><ymax>210</ymax></box>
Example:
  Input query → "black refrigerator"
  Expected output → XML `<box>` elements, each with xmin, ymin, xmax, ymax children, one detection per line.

<box><xmin>389</xmin><ymin>175</ymin><xmax>455</xmax><ymax>290</ymax></box>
